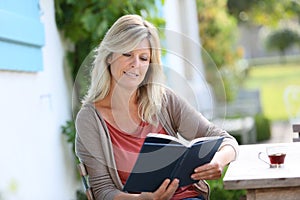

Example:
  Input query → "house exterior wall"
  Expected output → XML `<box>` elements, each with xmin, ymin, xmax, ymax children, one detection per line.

<box><xmin>0</xmin><ymin>0</ymin><xmax>78</xmax><ymax>199</ymax></box>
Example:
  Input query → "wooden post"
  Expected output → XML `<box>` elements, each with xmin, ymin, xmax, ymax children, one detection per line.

<box><xmin>293</xmin><ymin>124</ymin><xmax>300</xmax><ymax>142</ymax></box>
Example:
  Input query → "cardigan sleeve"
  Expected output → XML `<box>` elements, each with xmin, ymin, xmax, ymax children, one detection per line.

<box><xmin>75</xmin><ymin>105</ymin><xmax>122</xmax><ymax>200</ymax></box>
<box><xmin>164</xmin><ymin>90</ymin><xmax>239</xmax><ymax>160</ymax></box>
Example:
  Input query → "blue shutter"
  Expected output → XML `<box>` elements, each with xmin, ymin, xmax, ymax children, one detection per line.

<box><xmin>0</xmin><ymin>0</ymin><xmax>45</xmax><ymax>72</ymax></box>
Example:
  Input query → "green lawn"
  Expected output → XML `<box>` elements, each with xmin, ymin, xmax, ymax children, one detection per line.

<box><xmin>243</xmin><ymin>63</ymin><xmax>300</xmax><ymax>121</ymax></box>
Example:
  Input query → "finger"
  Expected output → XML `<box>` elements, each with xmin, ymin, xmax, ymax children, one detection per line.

<box><xmin>194</xmin><ymin>162</ymin><xmax>218</xmax><ymax>173</ymax></box>
<box><xmin>162</xmin><ymin>179</ymin><xmax>179</xmax><ymax>198</ymax></box>
<box><xmin>192</xmin><ymin>164</ymin><xmax>223</xmax><ymax>180</ymax></box>
<box><xmin>191</xmin><ymin>169</ymin><xmax>222</xmax><ymax>180</ymax></box>
<box><xmin>195</xmin><ymin>165</ymin><xmax>221</xmax><ymax>176</ymax></box>
<box><xmin>155</xmin><ymin>179</ymin><xmax>171</xmax><ymax>194</ymax></box>
<box><xmin>168</xmin><ymin>178</ymin><xmax>179</xmax><ymax>190</ymax></box>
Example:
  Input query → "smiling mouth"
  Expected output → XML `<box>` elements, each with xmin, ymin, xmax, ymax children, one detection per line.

<box><xmin>123</xmin><ymin>71</ymin><xmax>138</xmax><ymax>77</ymax></box>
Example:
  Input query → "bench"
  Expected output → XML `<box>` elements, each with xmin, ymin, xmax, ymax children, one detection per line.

<box><xmin>211</xmin><ymin>89</ymin><xmax>262</xmax><ymax>144</ymax></box>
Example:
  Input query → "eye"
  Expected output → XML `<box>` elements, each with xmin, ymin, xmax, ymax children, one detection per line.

<box><xmin>140</xmin><ymin>56</ymin><xmax>149</xmax><ymax>61</ymax></box>
<box><xmin>122</xmin><ymin>53</ymin><xmax>131</xmax><ymax>57</ymax></box>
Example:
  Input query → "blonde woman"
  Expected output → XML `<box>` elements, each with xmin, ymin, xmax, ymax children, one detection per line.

<box><xmin>75</xmin><ymin>14</ymin><xmax>239</xmax><ymax>200</ymax></box>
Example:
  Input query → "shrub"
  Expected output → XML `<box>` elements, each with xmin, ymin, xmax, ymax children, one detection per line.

<box><xmin>207</xmin><ymin>166</ymin><xmax>246</xmax><ymax>200</ymax></box>
<box><xmin>76</xmin><ymin>190</ymin><xmax>87</xmax><ymax>200</ymax></box>
<box><xmin>255</xmin><ymin>114</ymin><xmax>271</xmax><ymax>142</ymax></box>
<box><xmin>265</xmin><ymin>28</ymin><xmax>300</xmax><ymax>63</ymax></box>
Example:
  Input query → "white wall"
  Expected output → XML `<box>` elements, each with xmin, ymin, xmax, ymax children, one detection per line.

<box><xmin>0</xmin><ymin>0</ymin><xmax>78</xmax><ymax>199</ymax></box>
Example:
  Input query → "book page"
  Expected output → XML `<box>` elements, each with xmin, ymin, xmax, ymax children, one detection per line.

<box><xmin>188</xmin><ymin>136</ymin><xmax>224</xmax><ymax>147</ymax></box>
<box><xmin>146</xmin><ymin>133</ymin><xmax>186</xmax><ymax>146</ymax></box>
<box><xmin>146</xmin><ymin>133</ymin><xmax>223</xmax><ymax>148</ymax></box>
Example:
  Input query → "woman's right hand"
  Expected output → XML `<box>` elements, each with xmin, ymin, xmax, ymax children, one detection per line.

<box><xmin>138</xmin><ymin>179</ymin><xmax>179</xmax><ymax>200</ymax></box>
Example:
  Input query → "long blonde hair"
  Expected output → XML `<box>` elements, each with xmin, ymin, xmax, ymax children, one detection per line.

<box><xmin>84</xmin><ymin>14</ymin><xmax>166</xmax><ymax>125</ymax></box>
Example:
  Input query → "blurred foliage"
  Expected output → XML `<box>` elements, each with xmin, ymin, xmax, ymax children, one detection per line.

<box><xmin>227</xmin><ymin>0</ymin><xmax>300</xmax><ymax>65</ymax></box>
<box><xmin>61</xmin><ymin>119</ymin><xmax>78</xmax><ymax>163</ymax></box>
<box><xmin>265</xmin><ymin>28</ymin><xmax>300</xmax><ymax>63</ymax></box>
<box><xmin>227</xmin><ymin>0</ymin><xmax>300</xmax><ymax>26</ymax></box>
<box><xmin>200</xmin><ymin>0</ymin><xmax>300</xmax><ymax>102</ymax></box>
<box><xmin>196</xmin><ymin>0</ymin><xmax>243</xmax><ymax>102</ymax></box>
<box><xmin>76</xmin><ymin>190</ymin><xmax>88</xmax><ymax>200</ymax></box>
<box><xmin>255</xmin><ymin>113</ymin><xmax>271</xmax><ymax>142</ymax></box>
<box><xmin>196</xmin><ymin>0</ymin><xmax>240</xmax><ymax>69</ymax></box>
<box><xmin>207</xmin><ymin>166</ymin><xmax>246</xmax><ymax>200</ymax></box>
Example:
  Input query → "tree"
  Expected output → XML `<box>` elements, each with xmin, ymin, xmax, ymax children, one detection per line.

<box><xmin>227</xmin><ymin>0</ymin><xmax>258</xmax><ymax>22</ymax></box>
<box><xmin>197</xmin><ymin>0</ymin><xmax>239</xmax><ymax>69</ymax></box>
<box><xmin>227</xmin><ymin>0</ymin><xmax>295</xmax><ymax>26</ymax></box>
<box><xmin>196</xmin><ymin>0</ymin><xmax>241</xmax><ymax>102</ymax></box>
<box><xmin>265</xmin><ymin>28</ymin><xmax>300</xmax><ymax>63</ymax></box>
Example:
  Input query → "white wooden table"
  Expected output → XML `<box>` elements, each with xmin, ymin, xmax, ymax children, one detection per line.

<box><xmin>223</xmin><ymin>142</ymin><xmax>300</xmax><ymax>200</ymax></box>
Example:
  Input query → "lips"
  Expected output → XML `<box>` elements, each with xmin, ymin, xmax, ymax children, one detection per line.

<box><xmin>123</xmin><ymin>71</ymin><xmax>138</xmax><ymax>77</ymax></box>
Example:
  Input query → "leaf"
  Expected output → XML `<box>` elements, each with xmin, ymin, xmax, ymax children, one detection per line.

<box><xmin>80</xmin><ymin>9</ymin><xmax>97</xmax><ymax>32</ymax></box>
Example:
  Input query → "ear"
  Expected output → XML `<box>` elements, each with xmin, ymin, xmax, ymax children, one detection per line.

<box><xmin>106</xmin><ymin>53</ymin><xmax>112</xmax><ymax>65</ymax></box>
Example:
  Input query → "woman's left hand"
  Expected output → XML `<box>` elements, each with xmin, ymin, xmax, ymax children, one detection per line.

<box><xmin>190</xmin><ymin>160</ymin><xmax>224</xmax><ymax>180</ymax></box>
<box><xmin>191</xmin><ymin>145</ymin><xmax>237</xmax><ymax>180</ymax></box>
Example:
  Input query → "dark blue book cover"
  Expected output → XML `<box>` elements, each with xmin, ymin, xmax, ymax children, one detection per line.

<box><xmin>123</xmin><ymin>134</ymin><xmax>224</xmax><ymax>193</ymax></box>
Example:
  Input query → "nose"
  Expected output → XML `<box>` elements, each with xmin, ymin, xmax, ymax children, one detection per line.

<box><xmin>130</xmin><ymin>56</ymin><xmax>139</xmax><ymax>68</ymax></box>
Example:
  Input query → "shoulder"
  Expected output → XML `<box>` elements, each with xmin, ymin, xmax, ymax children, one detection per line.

<box><xmin>76</xmin><ymin>103</ymin><xmax>97</xmax><ymax>121</ymax></box>
<box><xmin>76</xmin><ymin>102</ymin><xmax>103</xmax><ymax>131</ymax></box>
<box><xmin>160</xmin><ymin>87</ymin><xmax>190</xmax><ymax>123</ymax></box>
<box><xmin>161</xmin><ymin>87</ymin><xmax>205</xmax><ymax>123</ymax></box>
<box><xmin>163</xmin><ymin>87</ymin><xmax>191</xmax><ymax>111</ymax></box>
<box><xmin>163</xmin><ymin>87</ymin><xmax>179</xmax><ymax>104</ymax></box>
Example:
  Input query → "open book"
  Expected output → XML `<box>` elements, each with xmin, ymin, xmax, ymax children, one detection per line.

<box><xmin>123</xmin><ymin>133</ymin><xmax>224</xmax><ymax>193</ymax></box>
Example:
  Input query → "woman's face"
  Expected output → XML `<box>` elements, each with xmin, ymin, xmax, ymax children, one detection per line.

<box><xmin>109</xmin><ymin>38</ymin><xmax>151</xmax><ymax>90</ymax></box>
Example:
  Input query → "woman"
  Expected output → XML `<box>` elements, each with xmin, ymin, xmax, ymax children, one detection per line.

<box><xmin>75</xmin><ymin>14</ymin><xmax>239</xmax><ymax>200</ymax></box>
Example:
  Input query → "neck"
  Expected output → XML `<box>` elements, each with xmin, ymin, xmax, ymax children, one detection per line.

<box><xmin>95</xmin><ymin>82</ymin><xmax>142</xmax><ymax>133</ymax></box>
<box><xmin>109</xmin><ymin>84</ymin><xmax>138</xmax><ymax>109</ymax></box>
<box><xmin>108</xmin><ymin>84</ymin><xmax>141</xmax><ymax>132</ymax></box>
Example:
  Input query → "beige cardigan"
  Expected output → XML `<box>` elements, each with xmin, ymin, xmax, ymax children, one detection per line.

<box><xmin>75</xmin><ymin>89</ymin><xmax>239</xmax><ymax>200</ymax></box>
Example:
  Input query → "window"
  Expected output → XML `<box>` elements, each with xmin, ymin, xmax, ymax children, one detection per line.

<box><xmin>0</xmin><ymin>0</ymin><xmax>45</xmax><ymax>72</ymax></box>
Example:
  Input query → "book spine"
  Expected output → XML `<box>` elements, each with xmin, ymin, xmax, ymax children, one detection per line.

<box><xmin>169</xmin><ymin>150</ymin><xmax>189</xmax><ymax>180</ymax></box>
